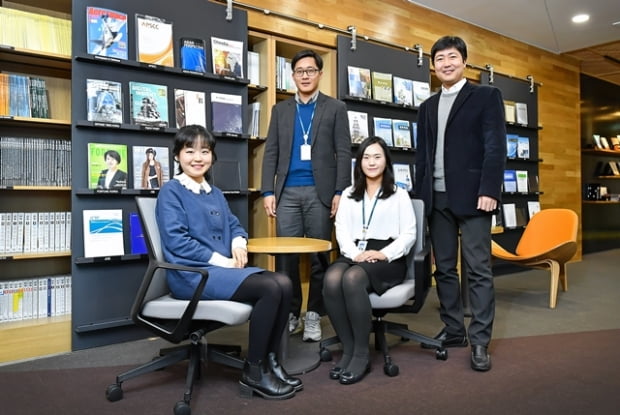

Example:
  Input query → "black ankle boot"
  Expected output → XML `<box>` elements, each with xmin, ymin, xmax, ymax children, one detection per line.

<box><xmin>239</xmin><ymin>360</ymin><xmax>295</xmax><ymax>400</ymax></box>
<box><xmin>267</xmin><ymin>352</ymin><xmax>303</xmax><ymax>391</ymax></box>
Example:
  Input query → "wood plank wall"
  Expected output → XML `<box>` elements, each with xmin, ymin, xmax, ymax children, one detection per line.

<box><xmin>233</xmin><ymin>0</ymin><xmax>583</xmax><ymax>259</ymax></box>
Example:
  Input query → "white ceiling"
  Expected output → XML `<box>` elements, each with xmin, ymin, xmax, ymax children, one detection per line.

<box><xmin>407</xmin><ymin>0</ymin><xmax>620</xmax><ymax>53</ymax></box>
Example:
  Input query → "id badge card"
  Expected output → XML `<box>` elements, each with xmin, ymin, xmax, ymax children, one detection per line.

<box><xmin>300</xmin><ymin>144</ymin><xmax>311</xmax><ymax>161</ymax></box>
<box><xmin>356</xmin><ymin>240</ymin><xmax>368</xmax><ymax>251</ymax></box>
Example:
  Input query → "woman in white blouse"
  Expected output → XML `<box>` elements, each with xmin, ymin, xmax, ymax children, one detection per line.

<box><xmin>323</xmin><ymin>136</ymin><xmax>416</xmax><ymax>385</ymax></box>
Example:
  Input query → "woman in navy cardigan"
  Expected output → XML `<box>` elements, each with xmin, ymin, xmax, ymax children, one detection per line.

<box><xmin>156</xmin><ymin>125</ymin><xmax>301</xmax><ymax>400</ymax></box>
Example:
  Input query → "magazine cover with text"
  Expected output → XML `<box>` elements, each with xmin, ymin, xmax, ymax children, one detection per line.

<box><xmin>87</xmin><ymin>142</ymin><xmax>128</xmax><ymax>190</ymax></box>
<box><xmin>135</xmin><ymin>14</ymin><xmax>174</xmax><ymax>67</ymax></box>
<box><xmin>131</xmin><ymin>145</ymin><xmax>170</xmax><ymax>190</ymax></box>
<box><xmin>86</xmin><ymin>7</ymin><xmax>128</xmax><ymax>60</ymax></box>
<box><xmin>129</xmin><ymin>81</ymin><xmax>169</xmax><ymax>128</ymax></box>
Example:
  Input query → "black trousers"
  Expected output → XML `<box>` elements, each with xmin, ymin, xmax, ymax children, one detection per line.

<box><xmin>429</xmin><ymin>191</ymin><xmax>495</xmax><ymax>346</ymax></box>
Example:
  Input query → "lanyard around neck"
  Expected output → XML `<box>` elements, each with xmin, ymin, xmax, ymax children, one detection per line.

<box><xmin>362</xmin><ymin>192</ymin><xmax>380</xmax><ymax>240</ymax></box>
<box><xmin>296</xmin><ymin>102</ymin><xmax>316</xmax><ymax>145</ymax></box>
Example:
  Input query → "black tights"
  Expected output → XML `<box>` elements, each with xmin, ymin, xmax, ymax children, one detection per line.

<box><xmin>230</xmin><ymin>271</ymin><xmax>292</xmax><ymax>363</ymax></box>
<box><xmin>323</xmin><ymin>262</ymin><xmax>372</xmax><ymax>374</ymax></box>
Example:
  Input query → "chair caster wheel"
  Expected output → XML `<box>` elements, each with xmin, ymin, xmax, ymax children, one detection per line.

<box><xmin>105</xmin><ymin>384</ymin><xmax>123</xmax><ymax>402</ymax></box>
<box><xmin>384</xmin><ymin>363</ymin><xmax>399</xmax><ymax>377</ymax></box>
<box><xmin>174</xmin><ymin>401</ymin><xmax>191</xmax><ymax>415</ymax></box>
<box><xmin>319</xmin><ymin>347</ymin><xmax>333</xmax><ymax>361</ymax></box>
<box><xmin>435</xmin><ymin>348</ymin><xmax>448</xmax><ymax>360</ymax></box>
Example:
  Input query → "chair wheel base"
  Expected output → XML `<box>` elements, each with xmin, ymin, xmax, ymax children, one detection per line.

<box><xmin>105</xmin><ymin>384</ymin><xmax>123</xmax><ymax>402</ymax></box>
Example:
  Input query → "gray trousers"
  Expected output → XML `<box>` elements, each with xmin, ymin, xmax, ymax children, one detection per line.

<box><xmin>276</xmin><ymin>186</ymin><xmax>333</xmax><ymax>316</ymax></box>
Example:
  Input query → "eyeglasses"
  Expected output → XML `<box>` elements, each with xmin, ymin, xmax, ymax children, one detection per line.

<box><xmin>293</xmin><ymin>67</ymin><xmax>320</xmax><ymax>77</ymax></box>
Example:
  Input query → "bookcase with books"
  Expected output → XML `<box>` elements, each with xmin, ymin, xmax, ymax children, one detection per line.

<box><xmin>336</xmin><ymin>35</ymin><xmax>430</xmax><ymax>196</ymax></box>
<box><xmin>480</xmin><ymin>72</ymin><xmax>543</xmax><ymax>273</ymax></box>
<box><xmin>580</xmin><ymin>74</ymin><xmax>620</xmax><ymax>253</ymax></box>
<box><xmin>246</xmin><ymin>31</ymin><xmax>336</xmax><ymax>270</ymax></box>
<box><xmin>0</xmin><ymin>1</ymin><xmax>72</xmax><ymax>363</ymax></box>
<box><xmin>70</xmin><ymin>0</ymin><xmax>251</xmax><ymax>350</ymax></box>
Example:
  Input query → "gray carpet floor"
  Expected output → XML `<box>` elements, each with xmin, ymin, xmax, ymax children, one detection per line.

<box><xmin>1</xmin><ymin>248</ymin><xmax>619</xmax><ymax>372</ymax></box>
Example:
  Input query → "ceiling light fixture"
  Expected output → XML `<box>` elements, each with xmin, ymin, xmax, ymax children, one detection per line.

<box><xmin>571</xmin><ymin>14</ymin><xmax>590</xmax><ymax>24</ymax></box>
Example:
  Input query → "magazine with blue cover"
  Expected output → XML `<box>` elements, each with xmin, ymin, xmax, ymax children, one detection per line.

<box><xmin>86</xmin><ymin>7</ymin><xmax>128</xmax><ymax>60</ymax></box>
<box><xmin>129</xmin><ymin>81</ymin><xmax>169</xmax><ymax>128</ymax></box>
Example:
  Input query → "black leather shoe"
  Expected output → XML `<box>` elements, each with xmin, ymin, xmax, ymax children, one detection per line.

<box><xmin>470</xmin><ymin>345</ymin><xmax>491</xmax><ymax>372</ymax></box>
<box><xmin>329</xmin><ymin>366</ymin><xmax>344</xmax><ymax>380</ymax></box>
<box><xmin>421</xmin><ymin>329</ymin><xmax>468</xmax><ymax>349</ymax></box>
<box><xmin>339</xmin><ymin>361</ymin><xmax>371</xmax><ymax>385</ymax></box>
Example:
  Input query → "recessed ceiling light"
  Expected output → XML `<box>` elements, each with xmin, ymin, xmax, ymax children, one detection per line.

<box><xmin>572</xmin><ymin>14</ymin><xmax>590</xmax><ymax>24</ymax></box>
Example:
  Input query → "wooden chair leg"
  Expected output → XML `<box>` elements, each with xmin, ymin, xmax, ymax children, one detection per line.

<box><xmin>558</xmin><ymin>263</ymin><xmax>568</xmax><ymax>292</ymax></box>
<box><xmin>548</xmin><ymin>260</ymin><xmax>560</xmax><ymax>309</ymax></box>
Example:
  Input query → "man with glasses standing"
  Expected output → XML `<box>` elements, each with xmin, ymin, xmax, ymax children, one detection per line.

<box><xmin>261</xmin><ymin>49</ymin><xmax>351</xmax><ymax>342</ymax></box>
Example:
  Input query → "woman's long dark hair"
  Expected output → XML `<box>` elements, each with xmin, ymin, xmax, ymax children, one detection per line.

<box><xmin>173</xmin><ymin>124</ymin><xmax>218</xmax><ymax>180</ymax></box>
<box><xmin>349</xmin><ymin>136</ymin><xmax>395</xmax><ymax>201</ymax></box>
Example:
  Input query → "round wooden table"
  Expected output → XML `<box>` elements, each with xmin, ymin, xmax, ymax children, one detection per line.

<box><xmin>247</xmin><ymin>237</ymin><xmax>332</xmax><ymax>374</ymax></box>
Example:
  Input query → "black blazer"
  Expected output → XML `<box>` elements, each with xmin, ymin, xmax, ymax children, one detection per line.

<box><xmin>414</xmin><ymin>81</ymin><xmax>506</xmax><ymax>217</ymax></box>
<box><xmin>261</xmin><ymin>92</ymin><xmax>351</xmax><ymax>208</ymax></box>
<box><xmin>97</xmin><ymin>169</ymin><xmax>128</xmax><ymax>189</ymax></box>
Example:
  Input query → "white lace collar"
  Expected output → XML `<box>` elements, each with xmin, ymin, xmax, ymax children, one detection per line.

<box><xmin>175</xmin><ymin>173</ymin><xmax>212</xmax><ymax>194</ymax></box>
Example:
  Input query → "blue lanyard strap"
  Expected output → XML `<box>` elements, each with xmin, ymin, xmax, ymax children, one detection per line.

<box><xmin>362</xmin><ymin>193</ymin><xmax>380</xmax><ymax>240</ymax></box>
<box><xmin>296</xmin><ymin>102</ymin><xmax>316</xmax><ymax>144</ymax></box>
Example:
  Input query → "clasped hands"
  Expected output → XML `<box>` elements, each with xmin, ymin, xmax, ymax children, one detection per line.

<box><xmin>354</xmin><ymin>249</ymin><xmax>386</xmax><ymax>263</ymax></box>
<box><xmin>229</xmin><ymin>247</ymin><xmax>248</xmax><ymax>268</ymax></box>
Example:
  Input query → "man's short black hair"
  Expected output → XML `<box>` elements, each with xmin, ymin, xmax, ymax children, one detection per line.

<box><xmin>431</xmin><ymin>36</ymin><xmax>468</xmax><ymax>63</ymax></box>
<box><xmin>291</xmin><ymin>49</ymin><xmax>323</xmax><ymax>71</ymax></box>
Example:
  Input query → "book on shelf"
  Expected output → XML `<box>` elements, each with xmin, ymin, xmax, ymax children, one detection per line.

<box><xmin>86</xmin><ymin>79</ymin><xmax>123</xmax><ymax>124</ymax></box>
<box><xmin>412</xmin><ymin>80</ymin><xmax>431</xmax><ymax>107</ymax></box>
<box><xmin>502</xmin><ymin>203</ymin><xmax>517</xmax><ymax>228</ymax></box>
<box><xmin>87</xmin><ymin>142</ymin><xmax>128</xmax><ymax>190</ymax></box>
<box><xmin>609</xmin><ymin>161</ymin><xmax>620</xmax><ymax>176</ymax></box>
<box><xmin>129</xmin><ymin>212</ymin><xmax>147</xmax><ymax>255</ymax></box>
<box><xmin>411</xmin><ymin>122</ymin><xmax>418</xmax><ymax>149</ymax></box>
<box><xmin>392</xmin><ymin>119</ymin><xmax>412</xmax><ymax>148</ymax></box>
<box><xmin>393</xmin><ymin>76</ymin><xmax>413</xmax><ymax>106</ymax></box>
<box><xmin>275</xmin><ymin>56</ymin><xmax>296</xmax><ymax>92</ymax></box>
<box><xmin>599</xmin><ymin>136</ymin><xmax>610</xmax><ymax>149</ymax></box>
<box><xmin>592</xmin><ymin>134</ymin><xmax>603</xmax><ymax>149</ymax></box>
<box><xmin>8</xmin><ymin>74</ymin><xmax>31</xmax><ymax>117</ymax></box>
<box><xmin>517</xmin><ymin>136</ymin><xmax>530</xmax><ymax>159</ymax></box>
<box><xmin>527</xmin><ymin>201</ymin><xmax>541</xmax><ymax>219</ymax></box>
<box><xmin>503</xmin><ymin>169</ymin><xmax>517</xmax><ymax>193</ymax></box>
<box><xmin>347</xmin><ymin>110</ymin><xmax>369</xmax><ymax>144</ymax></box>
<box><xmin>515</xmin><ymin>170</ymin><xmax>529</xmax><ymax>193</ymax></box>
<box><xmin>82</xmin><ymin>209</ymin><xmax>124</xmax><ymax>258</ymax></box>
<box><xmin>515</xmin><ymin>102</ymin><xmax>528</xmax><ymax>126</ymax></box>
<box><xmin>135</xmin><ymin>14</ymin><xmax>174</xmax><ymax>67</ymax></box>
<box><xmin>129</xmin><ymin>81</ymin><xmax>169</xmax><ymax>128</ymax></box>
<box><xmin>246</xmin><ymin>102</ymin><xmax>261</xmax><ymax>136</ymax></box>
<box><xmin>515</xmin><ymin>207</ymin><xmax>528</xmax><ymax>227</ymax></box>
<box><xmin>179</xmin><ymin>37</ymin><xmax>207</xmax><ymax>73</ymax></box>
<box><xmin>528</xmin><ymin>174</ymin><xmax>540</xmax><ymax>193</ymax></box>
<box><xmin>609</xmin><ymin>136</ymin><xmax>620</xmax><ymax>151</ymax></box>
<box><xmin>131</xmin><ymin>145</ymin><xmax>170</xmax><ymax>190</ymax></box>
<box><xmin>393</xmin><ymin>163</ymin><xmax>413</xmax><ymax>191</ymax></box>
<box><xmin>506</xmin><ymin>134</ymin><xmax>518</xmax><ymax>158</ymax></box>
<box><xmin>503</xmin><ymin>100</ymin><xmax>516</xmax><ymax>123</ymax></box>
<box><xmin>211</xmin><ymin>36</ymin><xmax>244</xmax><ymax>78</ymax></box>
<box><xmin>86</xmin><ymin>7</ymin><xmax>128</xmax><ymax>60</ymax></box>
<box><xmin>247</xmin><ymin>50</ymin><xmax>260</xmax><ymax>85</ymax></box>
<box><xmin>211</xmin><ymin>160</ymin><xmax>242</xmax><ymax>192</ymax></box>
<box><xmin>371</xmin><ymin>71</ymin><xmax>393</xmax><ymax>102</ymax></box>
<box><xmin>0</xmin><ymin>73</ymin><xmax>8</xmax><ymax>116</ymax></box>
<box><xmin>210</xmin><ymin>92</ymin><xmax>243</xmax><ymax>134</ymax></box>
<box><xmin>373</xmin><ymin>117</ymin><xmax>394</xmax><ymax>147</ymax></box>
<box><xmin>174</xmin><ymin>88</ymin><xmax>206</xmax><ymax>128</ymax></box>
<box><xmin>347</xmin><ymin>66</ymin><xmax>372</xmax><ymax>99</ymax></box>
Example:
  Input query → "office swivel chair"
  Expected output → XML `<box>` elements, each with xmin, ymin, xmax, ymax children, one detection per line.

<box><xmin>105</xmin><ymin>197</ymin><xmax>253</xmax><ymax>415</ymax></box>
<box><xmin>319</xmin><ymin>199</ymin><xmax>447</xmax><ymax>377</ymax></box>
<box><xmin>491</xmin><ymin>208</ymin><xmax>578</xmax><ymax>308</ymax></box>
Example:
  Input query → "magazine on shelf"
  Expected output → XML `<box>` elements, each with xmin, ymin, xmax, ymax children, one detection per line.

<box><xmin>411</xmin><ymin>122</ymin><xmax>418</xmax><ymax>149</ymax></box>
<box><xmin>373</xmin><ymin>117</ymin><xmax>393</xmax><ymax>147</ymax></box>
<box><xmin>179</xmin><ymin>37</ymin><xmax>207</xmax><ymax>73</ymax></box>
<box><xmin>210</xmin><ymin>92</ymin><xmax>242</xmax><ymax>134</ymax></box>
<box><xmin>347</xmin><ymin>66</ymin><xmax>372</xmax><ymax>99</ymax></box>
<box><xmin>392</xmin><ymin>119</ymin><xmax>412</xmax><ymax>148</ymax></box>
<box><xmin>506</xmin><ymin>134</ymin><xmax>519</xmax><ymax>158</ymax></box>
<box><xmin>82</xmin><ymin>209</ymin><xmax>124</xmax><ymax>257</ymax></box>
<box><xmin>517</xmin><ymin>136</ymin><xmax>530</xmax><ymax>159</ymax></box>
<box><xmin>503</xmin><ymin>169</ymin><xmax>517</xmax><ymax>193</ymax></box>
<box><xmin>247</xmin><ymin>50</ymin><xmax>260</xmax><ymax>85</ymax></box>
<box><xmin>371</xmin><ymin>71</ymin><xmax>393</xmax><ymax>102</ymax></box>
<box><xmin>135</xmin><ymin>14</ymin><xmax>174</xmax><ymax>67</ymax></box>
<box><xmin>502</xmin><ymin>203</ymin><xmax>517</xmax><ymax>228</ymax></box>
<box><xmin>86</xmin><ymin>7</ymin><xmax>128</xmax><ymax>60</ymax></box>
<box><xmin>515</xmin><ymin>170</ymin><xmax>529</xmax><ymax>193</ymax></box>
<box><xmin>412</xmin><ymin>80</ymin><xmax>430</xmax><ymax>107</ymax></box>
<box><xmin>211</xmin><ymin>36</ymin><xmax>244</xmax><ymax>78</ymax></box>
<box><xmin>503</xmin><ymin>100</ymin><xmax>516</xmax><ymax>123</ymax></box>
<box><xmin>131</xmin><ymin>145</ymin><xmax>170</xmax><ymax>190</ymax></box>
<box><xmin>86</xmin><ymin>79</ymin><xmax>123</xmax><ymax>124</ymax></box>
<box><xmin>393</xmin><ymin>76</ymin><xmax>413</xmax><ymax>106</ymax></box>
<box><xmin>393</xmin><ymin>163</ymin><xmax>413</xmax><ymax>191</ymax></box>
<box><xmin>129</xmin><ymin>212</ymin><xmax>147</xmax><ymax>255</ymax></box>
<box><xmin>87</xmin><ymin>142</ymin><xmax>128</xmax><ymax>190</ymax></box>
<box><xmin>347</xmin><ymin>110</ymin><xmax>369</xmax><ymax>144</ymax></box>
<box><xmin>174</xmin><ymin>88</ymin><xmax>206</xmax><ymax>128</ymax></box>
<box><xmin>515</xmin><ymin>102</ymin><xmax>528</xmax><ymax>126</ymax></box>
<box><xmin>129</xmin><ymin>81</ymin><xmax>169</xmax><ymax>128</ymax></box>
<box><xmin>211</xmin><ymin>160</ymin><xmax>242</xmax><ymax>192</ymax></box>
<box><xmin>246</xmin><ymin>102</ymin><xmax>261</xmax><ymax>136</ymax></box>
<box><xmin>527</xmin><ymin>201</ymin><xmax>541</xmax><ymax>219</ymax></box>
